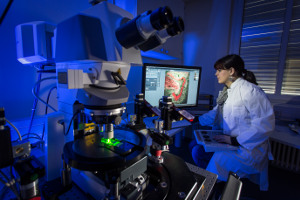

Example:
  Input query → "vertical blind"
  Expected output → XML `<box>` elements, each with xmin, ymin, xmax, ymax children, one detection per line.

<box><xmin>282</xmin><ymin>0</ymin><xmax>300</xmax><ymax>95</ymax></box>
<box><xmin>240</xmin><ymin>0</ymin><xmax>286</xmax><ymax>94</ymax></box>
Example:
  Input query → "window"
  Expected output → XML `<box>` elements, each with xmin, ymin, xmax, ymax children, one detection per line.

<box><xmin>240</xmin><ymin>0</ymin><xmax>300</xmax><ymax>96</ymax></box>
<box><xmin>282</xmin><ymin>0</ymin><xmax>300</xmax><ymax>95</ymax></box>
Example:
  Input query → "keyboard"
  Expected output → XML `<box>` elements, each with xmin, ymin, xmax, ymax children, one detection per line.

<box><xmin>184</xmin><ymin>107</ymin><xmax>209</xmax><ymax>116</ymax></box>
<box><xmin>194</xmin><ymin>130</ymin><xmax>239</xmax><ymax>152</ymax></box>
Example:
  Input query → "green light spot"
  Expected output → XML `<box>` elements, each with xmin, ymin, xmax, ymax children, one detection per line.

<box><xmin>30</xmin><ymin>174</ymin><xmax>38</xmax><ymax>181</ymax></box>
<box><xmin>78</xmin><ymin>123</ymin><xmax>85</xmax><ymax>130</ymax></box>
<box><xmin>101</xmin><ymin>138</ymin><xmax>121</xmax><ymax>146</ymax></box>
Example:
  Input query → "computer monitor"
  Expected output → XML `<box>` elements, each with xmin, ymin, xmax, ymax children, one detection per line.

<box><xmin>142</xmin><ymin>63</ymin><xmax>202</xmax><ymax>108</ymax></box>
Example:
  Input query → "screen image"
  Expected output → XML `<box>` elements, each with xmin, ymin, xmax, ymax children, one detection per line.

<box><xmin>142</xmin><ymin>63</ymin><xmax>201</xmax><ymax>108</ymax></box>
<box><xmin>164</xmin><ymin>70</ymin><xmax>189</xmax><ymax>104</ymax></box>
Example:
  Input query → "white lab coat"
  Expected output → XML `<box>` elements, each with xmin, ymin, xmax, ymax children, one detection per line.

<box><xmin>199</xmin><ymin>78</ymin><xmax>275</xmax><ymax>190</ymax></box>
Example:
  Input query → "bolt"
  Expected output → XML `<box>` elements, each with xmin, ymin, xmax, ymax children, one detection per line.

<box><xmin>160</xmin><ymin>182</ymin><xmax>167</xmax><ymax>188</ymax></box>
<box><xmin>178</xmin><ymin>192</ymin><xmax>186</xmax><ymax>199</ymax></box>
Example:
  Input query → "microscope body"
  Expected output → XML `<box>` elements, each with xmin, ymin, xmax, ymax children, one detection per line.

<box><xmin>15</xmin><ymin>1</ymin><xmax>200</xmax><ymax>199</ymax></box>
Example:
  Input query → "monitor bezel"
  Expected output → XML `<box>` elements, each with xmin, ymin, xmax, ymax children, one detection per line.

<box><xmin>142</xmin><ymin>63</ymin><xmax>202</xmax><ymax>108</ymax></box>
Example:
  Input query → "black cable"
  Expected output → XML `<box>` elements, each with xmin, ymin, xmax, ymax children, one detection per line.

<box><xmin>10</xmin><ymin>186</ymin><xmax>20</xmax><ymax>200</ymax></box>
<box><xmin>37</xmin><ymin>69</ymin><xmax>56</xmax><ymax>73</ymax></box>
<box><xmin>23</xmin><ymin>136</ymin><xmax>42</xmax><ymax>141</ymax></box>
<box><xmin>0</xmin><ymin>170</ymin><xmax>9</xmax><ymax>182</ymax></box>
<box><xmin>0</xmin><ymin>170</ymin><xmax>20</xmax><ymax>200</ymax></box>
<box><xmin>6</xmin><ymin>167</ymin><xmax>18</xmax><ymax>194</ymax></box>
<box><xmin>0</xmin><ymin>177</ymin><xmax>7</xmax><ymax>186</ymax></box>
<box><xmin>0</xmin><ymin>186</ymin><xmax>9</xmax><ymax>200</ymax></box>
<box><xmin>12</xmin><ymin>133</ymin><xmax>42</xmax><ymax>143</ymax></box>
<box><xmin>45</xmin><ymin>86</ymin><xmax>57</xmax><ymax>116</ymax></box>
<box><xmin>32</xmin><ymin>76</ymin><xmax>57</xmax><ymax>112</ymax></box>
<box><xmin>9</xmin><ymin>166</ymin><xmax>19</xmax><ymax>199</ymax></box>
<box><xmin>42</xmin><ymin>86</ymin><xmax>57</xmax><ymax>140</ymax></box>
<box><xmin>0</xmin><ymin>0</ymin><xmax>13</xmax><ymax>26</ymax></box>
<box><xmin>27</xmin><ymin>65</ymin><xmax>44</xmax><ymax>138</ymax></box>
<box><xmin>9</xmin><ymin>166</ymin><xmax>15</xmax><ymax>183</ymax></box>
<box><xmin>23</xmin><ymin>132</ymin><xmax>41</xmax><ymax>138</ymax></box>
<box><xmin>65</xmin><ymin>111</ymin><xmax>80</xmax><ymax>136</ymax></box>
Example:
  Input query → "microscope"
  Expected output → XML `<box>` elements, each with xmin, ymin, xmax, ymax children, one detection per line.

<box><xmin>53</xmin><ymin>2</ymin><xmax>204</xmax><ymax>199</ymax></box>
<box><xmin>16</xmin><ymin>1</ymin><xmax>205</xmax><ymax>199</ymax></box>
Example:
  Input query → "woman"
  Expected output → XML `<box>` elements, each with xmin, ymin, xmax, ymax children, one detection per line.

<box><xmin>190</xmin><ymin>54</ymin><xmax>275</xmax><ymax>191</ymax></box>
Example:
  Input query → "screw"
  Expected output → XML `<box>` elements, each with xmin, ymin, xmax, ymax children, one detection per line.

<box><xmin>160</xmin><ymin>182</ymin><xmax>167</xmax><ymax>188</ymax></box>
<box><xmin>178</xmin><ymin>192</ymin><xmax>186</xmax><ymax>199</ymax></box>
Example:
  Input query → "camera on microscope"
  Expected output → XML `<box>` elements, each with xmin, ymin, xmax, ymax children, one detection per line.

<box><xmin>115</xmin><ymin>6</ymin><xmax>184</xmax><ymax>51</ymax></box>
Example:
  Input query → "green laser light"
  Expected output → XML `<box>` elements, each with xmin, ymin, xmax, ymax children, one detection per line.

<box><xmin>101</xmin><ymin>138</ymin><xmax>121</xmax><ymax>146</ymax></box>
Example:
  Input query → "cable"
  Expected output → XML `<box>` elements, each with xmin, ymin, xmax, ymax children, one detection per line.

<box><xmin>28</xmin><ymin>64</ymin><xmax>56</xmax><ymax>138</ymax></box>
<box><xmin>42</xmin><ymin>86</ymin><xmax>57</xmax><ymax>140</ymax></box>
<box><xmin>9</xmin><ymin>166</ymin><xmax>15</xmax><ymax>184</ymax></box>
<box><xmin>28</xmin><ymin>67</ymin><xmax>43</xmax><ymax>137</ymax></box>
<box><xmin>32</xmin><ymin>76</ymin><xmax>58</xmax><ymax>112</ymax></box>
<box><xmin>37</xmin><ymin>69</ymin><xmax>56</xmax><ymax>73</ymax></box>
<box><xmin>45</xmin><ymin>86</ymin><xmax>57</xmax><ymax>115</ymax></box>
<box><xmin>5</xmin><ymin>119</ymin><xmax>22</xmax><ymax>141</ymax></box>
<box><xmin>19</xmin><ymin>136</ymin><xmax>42</xmax><ymax>142</ymax></box>
<box><xmin>64</xmin><ymin>111</ymin><xmax>80</xmax><ymax>136</ymax></box>
<box><xmin>0</xmin><ymin>0</ymin><xmax>13</xmax><ymax>26</ymax></box>
<box><xmin>0</xmin><ymin>170</ymin><xmax>9</xmax><ymax>182</ymax></box>
<box><xmin>0</xmin><ymin>178</ymin><xmax>7</xmax><ymax>187</ymax></box>
<box><xmin>0</xmin><ymin>170</ymin><xmax>20</xmax><ymax>200</ymax></box>
<box><xmin>10</xmin><ymin>185</ymin><xmax>20</xmax><ymax>200</ymax></box>
<box><xmin>12</xmin><ymin>133</ymin><xmax>42</xmax><ymax>143</ymax></box>
<box><xmin>0</xmin><ymin>186</ymin><xmax>9</xmax><ymax>200</ymax></box>
<box><xmin>9</xmin><ymin>166</ymin><xmax>19</xmax><ymax>197</ymax></box>
<box><xmin>21</xmin><ymin>133</ymin><xmax>42</xmax><ymax>140</ymax></box>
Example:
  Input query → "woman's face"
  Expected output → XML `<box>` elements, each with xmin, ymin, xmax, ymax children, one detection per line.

<box><xmin>215</xmin><ymin>68</ymin><xmax>234</xmax><ymax>87</ymax></box>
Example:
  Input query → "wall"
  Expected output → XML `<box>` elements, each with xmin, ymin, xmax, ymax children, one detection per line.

<box><xmin>183</xmin><ymin>0</ymin><xmax>240</xmax><ymax>99</ymax></box>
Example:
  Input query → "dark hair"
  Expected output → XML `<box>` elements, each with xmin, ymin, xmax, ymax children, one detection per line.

<box><xmin>214</xmin><ymin>54</ymin><xmax>258</xmax><ymax>85</ymax></box>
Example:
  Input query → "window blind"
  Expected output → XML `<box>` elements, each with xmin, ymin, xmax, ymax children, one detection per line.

<box><xmin>281</xmin><ymin>0</ymin><xmax>300</xmax><ymax>95</ymax></box>
<box><xmin>240</xmin><ymin>0</ymin><xmax>286</xmax><ymax>94</ymax></box>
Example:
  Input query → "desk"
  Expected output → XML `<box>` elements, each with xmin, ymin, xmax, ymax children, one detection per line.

<box><xmin>186</xmin><ymin>162</ymin><xmax>218</xmax><ymax>200</ymax></box>
<box><xmin>271</xmin><ymin>125</ymin><xmax>300</xmax><ymax>149</ymax></box>
<box><xmin>269</xmin><ymin>125</ymin><xmax>300</xmax><ymax>172</ymax></box>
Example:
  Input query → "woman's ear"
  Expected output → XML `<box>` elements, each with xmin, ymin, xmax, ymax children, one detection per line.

<box><xmin>230</xmin><ymin>67</ymin><xmax>236</xmax><ymax>76</ymax></box>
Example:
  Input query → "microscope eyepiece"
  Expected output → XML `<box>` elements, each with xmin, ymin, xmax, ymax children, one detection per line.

<box><xmin>115</xmin><ymin>6</ymin><xmax>174</xmax><ymax>49</ymax></box>
<box><xmin>137</xmin><ymin>16</ymin><xmax>184</xmax><ymax>52</ymax></box>
<box><xmin>167</xmin><ymin>17</ymin><xmax>184</xmax><ymax>36</ymax></box>
<box><xmin>150</xmin><ymin>6</ymin><xmax>173</xmax><ymax>30</ymax></box>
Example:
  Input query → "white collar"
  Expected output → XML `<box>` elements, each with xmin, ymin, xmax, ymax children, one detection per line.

<box><xmin>228</xmin><ymin>77</ymin><xmax>243</xmax><ymax>90</ymax></box>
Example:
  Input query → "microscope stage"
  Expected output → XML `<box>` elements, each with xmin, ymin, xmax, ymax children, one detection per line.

<box><xmin>63</xmin><ymin>128</ymin><xmax>147</xmax><ymax>171</ymax></box>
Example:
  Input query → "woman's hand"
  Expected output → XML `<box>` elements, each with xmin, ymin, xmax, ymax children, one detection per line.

<box><xmin>213</xmin><ymin>135</ymin><xmax>232</xmax><ymax>144</ymax></box>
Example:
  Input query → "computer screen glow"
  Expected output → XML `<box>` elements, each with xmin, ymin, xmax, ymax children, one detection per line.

<box><xmin>142</xmin><ymin>63</ymin><xmax>201</xmax><ymax>108</ymax></box>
